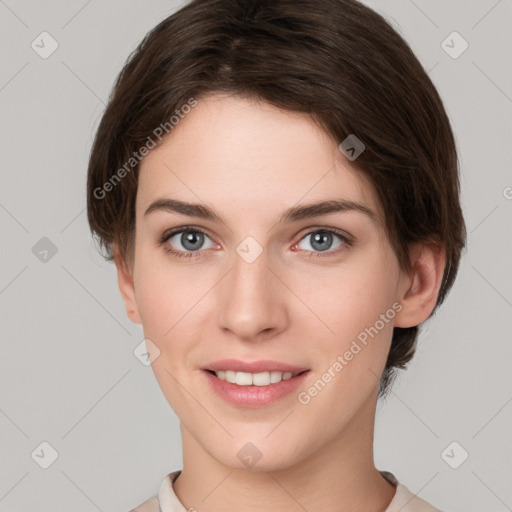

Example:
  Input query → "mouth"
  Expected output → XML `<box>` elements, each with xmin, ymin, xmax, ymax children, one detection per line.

<box><xmin>202</xmin><ymin>368</ymin><xmax>311</xmax><ymax>408</ymax></box>
<box><xmin>204</xmin><ymin>369</ymin><xmax>310</xmax><ymax>386</ymax></box>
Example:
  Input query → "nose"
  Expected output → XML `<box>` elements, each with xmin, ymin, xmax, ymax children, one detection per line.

<box><xmin>216</xmin><ymin>245</ymin><xmax>288</xmax><ymax>342</ymax></box>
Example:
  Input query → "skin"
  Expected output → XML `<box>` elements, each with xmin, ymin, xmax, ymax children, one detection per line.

<box><xmin>114</xmin><ymin>93</ymin><xmax>445</xmax><ymax>512</ymax></box>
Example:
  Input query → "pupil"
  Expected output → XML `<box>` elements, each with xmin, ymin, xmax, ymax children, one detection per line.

<box><xmin>312</xmin><ymin>232</ymin><xmax>331</xmax><ymax>252</ymax></box>
<box><xmin>182</xmin><ymin>231</ymin><xmax>203</xmax><ymax>251</ymax></box>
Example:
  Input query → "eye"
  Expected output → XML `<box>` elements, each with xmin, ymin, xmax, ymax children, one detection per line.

<box><xmin>294</xmin><ymin>228</ymin><xmax>352</xmax><ymax>257</ymax></box>
<box><xmin>159</xmin><ymin>226</ymin><xmax>353</xmax><ymax>260</ymax></box>
<box><xmin>160</xmin><ymin>227</ymin><xmax>217</xmax><ymax>259</ymax></box>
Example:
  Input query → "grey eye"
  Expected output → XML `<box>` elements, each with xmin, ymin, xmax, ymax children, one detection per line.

<box><xmin>297</xmin><ymin>230</ymin><xmax>345</xmax><ymax>252</ymax></box>
<box><xmin>168</xmin><ymin>230</ymin><xmax>214</xmax><ymax>252</ymax></box>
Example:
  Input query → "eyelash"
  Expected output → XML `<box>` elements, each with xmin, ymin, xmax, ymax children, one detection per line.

<box><xmin>159</xmin><ymin>226</ymin><xmax>353</xmax><ymax>260</ymax></box>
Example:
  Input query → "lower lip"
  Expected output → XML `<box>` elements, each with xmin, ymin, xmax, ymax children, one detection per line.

<box><xmin>203</xmin><ymin>370</ymin><xmax>310</xmax><ymax>408</ymax></box>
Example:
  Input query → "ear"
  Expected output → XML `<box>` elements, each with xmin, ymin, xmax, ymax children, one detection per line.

<box><xmin>394</xmin><ymin>241</ymin><xmax>446</xmax><ymax>328</ymax></box>
<box><xmin>112</xmin><ymin>245</ymin><xmax>142</xmax><ymax>325</ymax></box>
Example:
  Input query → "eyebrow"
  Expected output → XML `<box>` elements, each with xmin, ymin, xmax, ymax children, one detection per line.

<box><xmin>144</xmin><ymin>197</ymin><xmax>378</xmax><ymax>225</ymax></box>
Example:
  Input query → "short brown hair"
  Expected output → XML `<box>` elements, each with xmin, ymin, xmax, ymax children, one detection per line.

<box><xmin>87</xmin><ymin>0</ymin><xmax>467</xmax><ymax>398</ymax></box>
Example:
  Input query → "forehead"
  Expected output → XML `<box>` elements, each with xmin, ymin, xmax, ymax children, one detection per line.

<box><xmin>137</xmin><ymin>93</ymin><xmax>380</xmax><ymax>221</ymax></box>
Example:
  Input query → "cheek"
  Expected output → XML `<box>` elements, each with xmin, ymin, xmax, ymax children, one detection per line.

<box><xmin>132</xmin><ymin>252</ymin><xmax>204</xmax><ymax>408</ymax></box>
<box><xmin>134</xmin><ymin>272</ymin><xmax>172</xmax><ymax>336</ymax></box>
<box><xmin>295</xmin><ymin>248</ymin><xmax>399</xmax><ymax>397</ymax></box>
<box><xmin>132</xmin><ymin>243</ymin><xmax>188</xmax><ymax>338</ymax></box>
<box><xmin>298</xmin><ymin>250</ymin><xmax>399</xmax><ymax>341</ymax></box>
<box><xmin>132</xmin><ymin>244</ymin><xmax>216</xmax><ymax>364</ymax></box>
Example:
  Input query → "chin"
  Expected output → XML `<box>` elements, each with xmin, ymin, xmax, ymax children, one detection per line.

<box><xmin>203</xmin><ymin>434</ymin><xmax>305</xmax><ymax>473</ymax></box>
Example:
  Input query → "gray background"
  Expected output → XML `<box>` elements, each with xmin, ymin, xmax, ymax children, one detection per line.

<box><xmin>0</xmin><ymin>0</ymin><xmax>511</xmax><ymax>511</ymax></box>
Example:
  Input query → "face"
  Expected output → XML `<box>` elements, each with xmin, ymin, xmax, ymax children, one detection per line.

<box><xmin>119</xmin><ymin>93</ymin><xmax>416</xmax><ymax>471</ymax></box>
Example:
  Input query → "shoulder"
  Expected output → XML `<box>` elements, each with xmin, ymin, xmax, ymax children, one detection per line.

<box><xmin>387</xmin><ymin>482</ymin><xmax>444</xmax><ymax>512</ymax></box>
<box><xmin>129</xmin><ymin>495</ymin><xmax>160</xmax><ymax>512</ymax></box>
<box><xmin>129</xmin><ymin>470</ymin><xmax>183</xmax><ymax>512</ymax></box>
<box><xmin>381</xmin><ymin>471</ymin><xmax>443</xmax><ymax>512</ymax></box>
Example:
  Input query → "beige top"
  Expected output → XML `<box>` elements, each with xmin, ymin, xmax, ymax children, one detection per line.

<box><xmin>130</xmin><ymin>470</ymin><xmax>443</xmax><ymax>512</ymax></box>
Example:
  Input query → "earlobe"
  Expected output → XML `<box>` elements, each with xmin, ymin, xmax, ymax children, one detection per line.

<box><xmin>112</xmin><ymin>245</ymin><xmax>142</xmax><ymax>325</ymax></box>
<box><xmin>394</xmin><ymin>241</ymin><xmax>446</xmax><ymax>328</ymax></box>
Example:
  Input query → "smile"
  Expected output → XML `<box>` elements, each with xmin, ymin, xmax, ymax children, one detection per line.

<box><xmin>203</xmin><ymin>369</ymin><xmax>310</xmax><ymax>408</ymax></box>
<box><xmin>208</xmin><ymin>369</ymin><xmax>305</xmax><ymax>386</ymax></box>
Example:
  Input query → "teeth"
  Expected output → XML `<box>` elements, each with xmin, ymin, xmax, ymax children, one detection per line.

<box><xmin>214</xmin><ymin>370</ymin><xmax>300</xmax><ymax>386</ymax></box>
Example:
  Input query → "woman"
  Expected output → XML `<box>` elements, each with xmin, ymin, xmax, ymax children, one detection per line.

<box><xmin>87</xmin><ymin>1</ymin><xmax>466</xmax><ymax>510</ymax></box>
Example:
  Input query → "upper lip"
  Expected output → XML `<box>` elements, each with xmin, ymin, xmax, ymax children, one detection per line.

<box><xmin>201</xmin><ymin>359</ymin><xmax>310</xmax><ymax>374</ymax></box>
